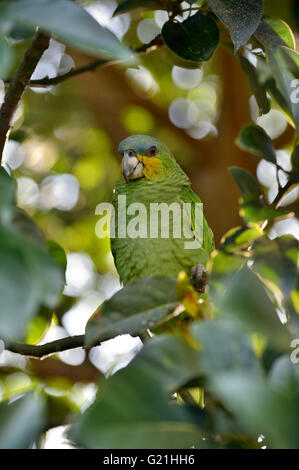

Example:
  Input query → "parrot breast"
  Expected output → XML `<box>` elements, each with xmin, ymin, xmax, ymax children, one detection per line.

<box><xmin>111</xmin><ymin>173</ymin><xmax>208</xmax><ymax>285</ymax></box>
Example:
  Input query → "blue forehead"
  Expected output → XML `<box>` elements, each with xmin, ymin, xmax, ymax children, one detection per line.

<box><xmin>118</xmin><ymin>135</ymin><xmax>161</xmax><ymax>155</ymax></box>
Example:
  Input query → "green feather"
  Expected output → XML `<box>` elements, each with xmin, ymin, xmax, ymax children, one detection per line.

<box><xmin>180</xmin><ymin>186</ymin><xmax>214</xmax><ymax>255</ymax></box>
<box><xmin>111</xmin><ymin>135</ymin><xmax>214</xmax><ymax>285</ymax></box>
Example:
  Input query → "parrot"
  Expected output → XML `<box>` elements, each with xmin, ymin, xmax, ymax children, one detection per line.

<box><xmin>111</xmin><ymin>135</ymin><xmax>214</xmax><ymax>290</ymax></box>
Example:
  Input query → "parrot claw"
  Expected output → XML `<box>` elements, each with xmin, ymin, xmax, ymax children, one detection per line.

<box><xmin>191</xmin><ymin>264</ymin><xmax>207</xmax><ymax>293</ymax></box>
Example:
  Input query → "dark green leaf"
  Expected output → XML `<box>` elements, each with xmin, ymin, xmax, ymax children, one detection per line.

<box><xmin>113</xmin><ymin>0</ymin><xmax>172</xmax><ymax>16</ymax></box>
<box><xmin>230</xmin><ymin>167</ymin><xmax>289</xmax><ymax>223</ymax></box>
<box><xmin>191</xmin><ymin>319</ymin><xmax>261</xmax><ymax>375</ymax></box>
<box><xmin>47</xmin><ymin>240</ymin><xmax>67</xmax><ymax>273</ymax></box>
<box><xmin>133</xmin><ymin>335</ymin><xmax>202</xmax><ymax>392</ymax></box>
<box><xmin>291</xmin><ymin>144</ymin><xmax>299</xmax><ymax>175</ymax></box>
<box><xmin>291</xmin><ymin>144</ymin><xmax>299</xmax><ymax>174</ymax></box>
<box><xmin>210</xmin><ymin>265</ymin><xmax>291</xmax><ymax>351</ymax></box>
<box><xmin>255</xmin><ymin>17</ymin><xmax>295</xmax><ymax>50</ymax></box>
<box><xmin>162</xmin><ymin>13</ymin><xmax>219</xmax><ymax>64</ymax></box>
<box><xmin>0</xmin><ymin>32</ymin><xmax>14</xmax><ymax>79</ymax></box>
<box><xmin>210</xmin><ymin>249</ymin><xmax>245</xmax><ymax>279</ymax></box>
<box><xmin>229</xmin><ymin>166</ymin><xmax>262</xmax><ymax>199</ymax></box>
<box><xmin>25</xmin><ymin>240</ymin><xmax>65</xmax><ymax>308</ymax></box>
<box><xmin>210</xmin><ymin>370</ymin><xmax>299</xmax><ymax>448</ymax></box>
<box><xmin>269</xmin><ymin>355</ymin><xmax>299</xmax><ymax>396</ymax></box>
<box><xmin>252</xmin><ymin>235</ymin><xmax>299</xmax><ymax>301</ymax></box>
<box><xmin>11</xmin><ymin>208</ymin><xmax>45</xmax><ymax>246</ymax></box>
<box><xmin>71</xmin><ymin>338</ymin><xmax>207</xmax><ymax>449</ymax></box>
<box><xmin>265</xmin><ymin>46</ymin><xmax>299</xmax><ymax>132</ymax></box>
<box><xmin>4</xmin><ymin>0</ymin><xmax>132</xmax><ymax>61</ymax></box>
<box><xmin>85</xmin><ymin>277</ymin><xmax>179</xmax><ymax>346</ymax></box>
<box><xmin>219</xmin><ymin>224</ymin><xmax>263</xmax><ymax>253</ymax></box>
<box><xmin>0</xmin><ymin>229</ymin><xmax>38</xmax><ymax>340</ymax></box>
<box><xmin>238</xmin><ymin>55</ymin><xmax>270</xmax><ymax>115</ymax></box>
<box><xmin>0</xmin><ymin>392</ymin><xmax>45</xmax><ymax>449</ymax></box>
<box><xmin>236</xmin><ymin>124</ymin><xmax>276</xmax><ymax>163</ymax></box>
<box><xmin>0</xmin><ymin>227</ymin><xmax>64</xmax><ymax>341</ymax></box>
<box><xmin>0</xmin><ymin>166</ymin><xmax>16</xmax><ymax>210</ymax></box>
<box><xmin>206</xmin><ymin>0</ymin><xmax>263</xmax><ymax>50</ymax></box>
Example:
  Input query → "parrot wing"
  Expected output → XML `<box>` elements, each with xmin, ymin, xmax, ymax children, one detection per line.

<box><xmin>180</xmin><ymin>185</ymin><xmax>214</xmax><ymax>254</ymax></box>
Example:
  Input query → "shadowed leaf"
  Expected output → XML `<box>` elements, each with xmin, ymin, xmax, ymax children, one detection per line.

<box><xmin>206</xmin><ymin>0</ymin><xmax>263</xmax><ymax>50</ymax></box>
<box><xmin>236</xmin><ymin>124</ymin><xmax>276</xmax><ymax>163</ymax></box>
<box><xmin>0</xmin><ymin>392</ymin><xmax>45</xmax><ymax>449</ymax></box>
<box><xmin>162</xmin><ymin>13</ymin><xmax>219</xmax><ymax>64</ymax></box>
<box><xmin>85</xmin><ymin>277</ymin><xmax>179</xmax><ymax>346</ymax></box>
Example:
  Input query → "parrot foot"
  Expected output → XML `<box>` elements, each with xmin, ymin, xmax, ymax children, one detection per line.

<box><xmin>191</xmin><ymin>264</ymin><xmax>207</xmax><ymax>293</ymax></box>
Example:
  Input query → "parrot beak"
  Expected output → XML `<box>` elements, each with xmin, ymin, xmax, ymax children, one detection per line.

<box><xmin>122</xmin><ymin>150</ymin><xmax>144</xmax><ymax>183</ymax></box>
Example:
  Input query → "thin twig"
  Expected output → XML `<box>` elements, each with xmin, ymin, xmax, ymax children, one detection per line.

<box><xmin>271</xmin><ymin>180</ymin><xmax>297</xmax><ymax>208</ymax></box>
<box><xmin>4</xmin><ymin>35</ymin><xmax>164</xmax><ymax>88</ymax></box>
<box><xmin>0</xmin><ymin>30</ymin><xmax>50</xmax><ymax>163</ymax></box>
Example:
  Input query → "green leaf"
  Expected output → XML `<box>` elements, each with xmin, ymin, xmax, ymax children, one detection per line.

<box><xmin>0</xmin><ymin>169</ymin><xmax>65</xmax><ymax>340</ymax></box>
<box><xmin>25</xmin><ymin>239</ymin><xmax>65</xmax><ymax>308</ymax></box>
<box><xmin>269</xmin><ymin>355</ymin><xmax>299</xmax><ymax>396</ymax></box>
<box><xmin>85</xmin><ymin>277</ymin><xmax>179</xmax><ymax>346</ymax></box>
<box><xmin>229</xmin><ymin>166</ymin><xmax>262</xmax><ymax>199</ymax></box>
<box><xmin>255</xmin><ymin>56</ymin><xmax>296</xmax><ymax>128</ymax></box>
<box><xmin>113</xmin><ymin>0</ymin><xmax>171</xmax><ymax>16</ymax></box>
<box><xmin>71</xmin><ymin>338</ymin><xmax>207</xmax><ymax>449</ymax></box>
<box><xmin>211</xmin><ymin>249</ymin><xmax>245</xmax><ymax>279</ymax></box>
<box><xmin>252</xmin><ymin>235</ymin><xmax>299</xmax><ymax>301</ymax></box>
<box><xmin>132</xmin><ymin>335</ymin><xmax>202</xmax><ymax>392</ymax></box>
<box><xmin>191</xmin><ymin>319</ymin><xmax>261</xmax><ymax>375</ymax></box>
<box><xmin>210</xmin><ymin>371</ymin><xmax>299</xmax><ymax>448</ymax></box>
<box><xmin>210</xmin><ymin>265</ymin><xmax>292</xmax><ymax>351</ymax></box>
<box><xmin>291</xmin><ymin>144</ymin><xmax>299</xmax><ymax>176</ymax></box>
<box><xmin>265</xmin><ymin>46</ymin><xmax>299</xmax><ymax>132</ymax></box>
<box><xmin>0</xmin><ymin>229</ymin><xmax>38</xmax><ymax>340</ymax></box>
<box><xmin>238</xmin><ymin>54</ymin><xmax>270</xmax><ymax>115</ymax></box>
<box><xmin>26</xmin><ymin>305</ymin><xmax>52</xmax><ymax>344</ymax></box>
<box><xmin>229</xmin><ymin>167</ymin><xmax>288</xmax><ymax>223</ymax></box>
<box><xmin>206</xmin><ymin>0</ymin><xmax>263</xmax><ymax>50</ymax></box>
<box><xmin>4</xmin><ymin>0</ymin><xmax>133</xmax><ymax>62</ymax></box>
<box><xmin>236</xmin><ymin>124</ymin><xmax>276</xmax><ymax>163</ymax></box>
<box><xmin>0</xmin><ymin>32</ymin><xmax>13</xmax><ymax>79</ymax></box>
<box><xmin>0</xmin><ymin>226</ymin><xmax>65</xmax><ymax>341</ymax></box>
<box><xmin>0</xmin><ymin>392</ymin><xmax>45</xmax><ymax>449</ymax></box>
<box><xmin>11</xmin><ymin>208</ymin><xmax>45</xmax><ymax>246</ymax></box>
<box><xmin>162</xmin><ymin>13</ymin><xmax>219</xmax><ymax>64</ymax></box>
<box><xmin>219</xmin><ymin>224</ymin><xmax>264</xmax><ymax>253</ymax></box>
<box><xmin>0</xmin><ymin>166</ymin><xmax>16</xmax><ymax>210</ymax></box>
<box><xmin>47</xmin><ymin>240</ymin><xmax>67</xmax><ymax>273</ymax></box>
<box><xmin>255</xmin><ymin>17</ymin><xmax>296</xmax><ymax>50</ymax></box>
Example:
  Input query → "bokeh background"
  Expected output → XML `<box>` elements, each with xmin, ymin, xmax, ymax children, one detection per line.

<box><xmin>0</xmin><ymin>0</ymin><xmax>298</xmax><ymax>447</ymax></box>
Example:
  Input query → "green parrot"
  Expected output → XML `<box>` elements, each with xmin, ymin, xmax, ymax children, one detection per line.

<box><xmin>111</xmin><ymin>135</ymin><xmax>214</xmax><ymax>288</ymax></box>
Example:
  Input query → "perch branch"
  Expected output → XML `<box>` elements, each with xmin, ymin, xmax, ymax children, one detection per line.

<box><xmin>0</xmin><ymin>30</ymin><xmax>50</xmax><ymax>163</ymax></box>
<box><xmin>4</xmin><ymin>335</ymin><xmax>86</xmax><ymax>359</ymax></box>
<box><xmin>4</xmin><ymin>35</ymin><xmax>164</xmax><ymax>88</ymax></box>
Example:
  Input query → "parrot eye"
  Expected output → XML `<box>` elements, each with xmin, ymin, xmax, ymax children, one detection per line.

<box><xmin>147</xmin><ymin>146</ymin><xmax>158</xmax><ymax>157</ymax></box>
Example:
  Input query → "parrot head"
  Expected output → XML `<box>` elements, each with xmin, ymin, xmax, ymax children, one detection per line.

<box><xmin>118</xmin><ymin>135</ymin><xmax>178</xmax><ymax>183</ymax></box>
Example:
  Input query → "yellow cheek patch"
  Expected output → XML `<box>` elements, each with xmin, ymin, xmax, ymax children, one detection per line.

<box><xmin>137</xmin><ymin>154</ymin><xmax>163</xmax><ymax>179</ymax></box>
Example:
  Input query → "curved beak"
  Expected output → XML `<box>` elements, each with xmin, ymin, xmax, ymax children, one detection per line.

<box><xmin>122</xmin><ymin>150</ymin><xmax>144</xmax><ymax>183</ymax></box>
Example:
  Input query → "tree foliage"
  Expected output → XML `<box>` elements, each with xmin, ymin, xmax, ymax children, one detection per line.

<box><xmin>0</xmin><ymin>0</ymin><xmax>298</xmax><ymax>450</ymax></box>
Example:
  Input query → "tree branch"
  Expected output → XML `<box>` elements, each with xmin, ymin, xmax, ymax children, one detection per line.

<box><xmin>271</xmin><ymin>179</ymin><xmax>298</xmax><ymax>208</ymax></box>
<box><xmin>4</xmin><ymin>335</ymin><xmax>85</xmax><ymax>359</ymax></box>
<box><xmin>0</xmin><ymin>30</ymin><xmax>50</xmax><ymax>163</ymax></box>
<box><xmin>4</xmin><ymin>35</ymin><xmax>164</xmax><ymax>88</ymax></box>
